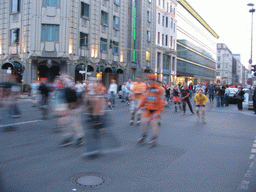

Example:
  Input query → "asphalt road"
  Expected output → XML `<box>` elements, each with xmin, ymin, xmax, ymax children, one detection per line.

<box><xmin>0</xmin><ymin>98</ymin><xmax>256</xmax><ymax>192</ymax></box>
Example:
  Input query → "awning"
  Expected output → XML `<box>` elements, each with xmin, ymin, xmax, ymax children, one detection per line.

<box><xmin>2</xmin><ymin>62</ymin><xmax>25</xmax><ymax>74</ymax></box>
<box><xmin>96</xmin><ymin>66</ymin><xmax>105</xmax><ymax>73</ymax></box>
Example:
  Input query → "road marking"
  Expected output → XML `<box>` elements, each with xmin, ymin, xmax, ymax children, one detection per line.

<box><xmin>249</xmin><ymin>154</ymin><xmax>254</xmax><ymax>160</ymax></box>
<box><xmin>0</xmin><ymin>120</ymin><xmax>43</xmax><ymax>128</ymax></box>
<box><xmin>253</xmin><ymin>144</ymin><xmax>256</xmax><ymax>148</ymax></box>
<box><xmin>251</xmin><ymin>148</ymin><xmax>256</xmax><ymax>153</ymax></box>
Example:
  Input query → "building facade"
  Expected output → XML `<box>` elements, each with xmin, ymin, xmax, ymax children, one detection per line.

<box><xmin>155</xmin><ymin>0</ymin><xmax>177</xmax><ymax>83</ymax></box>
<box><xmin>216</xmin><ymin>43</ymin><xmax>233</xmax><ymax>84</ymax></box>
<box><xmin>0</xmin><ymin>0</ymin><xmax>129</xmax><ymax>88</ymax></box>
<box><xmin>176</xmin><ymin>0</ymin><xmax>218</xmax><ymax>85</ymax></box>
<box><xmin>126</xmin><ymin>0</ymin><xmax>156</xmax><ymax>81</ymax></box>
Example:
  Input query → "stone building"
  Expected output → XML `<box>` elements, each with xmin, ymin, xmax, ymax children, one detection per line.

<box><xmin>0</xmin><ymin>0</ymin><xmax>129</xmax><ymax>88</ymax></box>
<box><xmin>155</xmin><ymin>0</ymin><xmax>177</xmax><ymax>83</ymax></box>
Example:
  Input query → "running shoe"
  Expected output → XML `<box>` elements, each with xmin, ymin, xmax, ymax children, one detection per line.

<box><xmin>130</xmin><ymin>119</ymin><xmax>134</xmax><ymax>125</ymax></box>
<box><xmin>148</xmin><ymin>139</ymin><xmax>157</xmax><ymax>147</ymax></box>
<box><xmin>60</xmin><ymin>138</ymin><xmax>73</xmax><ymax>147</ymax></box>
<box><xmin>137</xmin><ymin>137</ymin><xmax>146</xmax><ymax>145</ymax></box>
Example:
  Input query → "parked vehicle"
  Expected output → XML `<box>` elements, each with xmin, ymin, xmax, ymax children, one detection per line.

<box><xmin>226</xmin><ymin>88</ymin><xmax>238</xmax><ymax>104</ymax></box>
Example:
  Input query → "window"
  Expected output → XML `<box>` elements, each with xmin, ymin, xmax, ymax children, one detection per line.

<box><xmin>81</xmin><ymin>2</ymin><xmax>90</xmax><ymax>18</ymax></box>
<box><xmin>162</xmin><ymin>16</ymin><xmax>165</xmax><ymax>27</ymax></box>
<box><xmin>147</xmin><ymin>31</ymin><xmax>151</xmax><ymax>42</ymax></box>
<box><xmin>174</xmin><ymin>23</ymin><xmax>176</xmax><ymax>33</ymax></box>
<box><xmin>218</xmin><ymin>57</ymin><xmax>221</xmax><ymax>61</ymax></box>
<box><xmin>158</xmin><ymin>13</ymin><xmax>161</xmax><ymax>24</ymax></box>
<box><xmin>11</xmin><ymin>0</ymin><xmax>20</xmax><ymax>13</ymax></box>
<box><xmin>162</xmin><ymin>34</ymin><xmax>164</xmax><ymax>46</ymax></box>
<box><xmin>226</xmin><ymin>63</ymin><xmax>228</xmax><ymax>69</ymax></box>
<box><xmin>158</xmin><ymin>0</ymin><xmax>161</xmax><ymax>6</ymax></box>
<box><xmin>157</xmin><ymin>52</ymin><xmax>161</xmax><ymax>69</ymax></box>
<box><xmin>113</xmin><ymin>41</ymin><xmax>119</xmax><ymax>54</ymax></box>
<box><xmin>43</xmin><ymin>0</ymin><xmax>60</xmax><ymax>7</ymax></box>
<box><xmin>163</xmin><ymin>54</ymin><xmax>170</xmax><ymax>70</ymax></box>
<box><xmin>216</xmin><ymin>72</ymin><xmax>220</xmax><ymax>76</ymax></box>
<box><xmin>10</xmin><ymin>29</ymin><xmax>20</xmax><ymax>45</ymax></box>
<box><xmin>101</xmin><ymin>11</ymin><xmax>108</xmax><ymax>25</ymax></box>
<box><xmin>172</xmin><ymin>57</ymin><xmax>175</xmax><ymax>71</ymax></box>
<box><xmin>170</xmin><ymin>4</ymin><xmax>172</xmax><ymax>13</ymax></box>
<box><xmin>173</xmin><ymin>40</ymin><xmax>176</xmax><ymax>50</ymax></box>
<box><xmin>162</xmin><ymin>0</ymin><xmax>165</xmax><ymax>9</ymax></box>
<box><xmin>166</xmin><ymin>17</ymin><xmax>168</xmax><ymax>27</ymax></box>
<box><xmin>147</xmin><ymin>11</ymin><xmax>151</xmax><ymax>22</ymax></box>
<box><xmin>165</xmin><ymin>35</ymin><xmax>168</xmax><ymax>46</ymax></box>
<box><xmin>170</xmin><ymin>36</ymin><xmax>173</xmax><ymax>48</ymax></box>
<box><xmin>158</xmin><ymin>32</ymin><xmax>160</xmax><ymax>44</ymax></box>
<box><xmin>114</xmin><ymin>0</ymin><xmax>120</xmax><ymax>5</ymax></box>
<box><xmin>80</xmin><ymin>32</ymin><xmax>88</xmax><ymax>48</ymax></box>
<box><xmin>217</xmin><ymin>64</ymin><xmax>220</xmax><ymax>68</ymax></box>
<box><xmin>41</xmin><ymin>24</ymin><xmax>59</xmax><ymax>41</ymax></box>
<box><xmin>100</xmin><ymin>38</ymin><xmax>108</xmax><ymax>52</ymax></box>
<box><xmin>113</xmin><ymin>16</ymin><xmax>119</xmax><ymax>29</ymax></box>
<box><xmin>146</xmin><ymin>51</ymin><xmax>150</xmax><ymax>61</ymax></box>
<box><xmin>167</xmin><ymin>3</ymin><xmax>169</xmax><ymax>12</ymax></box>
<box><xmin>171</xmin><ymin>18</ymin><xmax>173</xmax><ymax>28</ymax></box>
<box><xmin>173</xmin><ymin>8</ymin><xmax>175</xmax><ymax>15</ymax></box>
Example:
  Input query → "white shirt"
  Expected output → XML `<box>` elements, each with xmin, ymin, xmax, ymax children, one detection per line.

<box><xmin>108</xmin><ymin>83</ymin><xmax>117</xmax><ymax>94</ymax></box>
<box><xmin>75</xmin><ymin>83</ymin><xmax>83</xmax><ymax>93</ymax></box>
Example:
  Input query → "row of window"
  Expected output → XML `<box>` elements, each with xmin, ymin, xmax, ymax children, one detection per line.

<box><xmin>157</xmin><ymin>13</ymin><xmax>175</xmax><ymax>31</ymax></box>
<box><xmin>158</xmin><ymin>0</ymin><xmax>176</xmax><ymax>15</ymax></box>
<box><xmin>81</xmin><ymin>3</ymin><xmax>120</xmax><ymax>29</ymax></box>
<box><xmin>157</xmin><ymin>52</ymin><xmax>175</xmax><ymax>70</ymax></box>
<box><xmin>157</xmin><ymin>32</ymin><xmax>176</xmax><ymax>49</ymax></box>
<box><xmin>11</xmin><ymin>0</ymin><xmax>60</xmax><ymax>13</ymax></box>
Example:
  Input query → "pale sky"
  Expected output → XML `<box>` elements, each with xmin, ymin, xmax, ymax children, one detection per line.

<box><xmin>187</xmin><ymin>0</ymin><xmax>256</xmax><ymax>68</ymax></box>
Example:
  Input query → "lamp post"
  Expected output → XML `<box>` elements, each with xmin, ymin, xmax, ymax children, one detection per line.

<box><xmin>248</xmin><ymin>3</ymin><xmax>255</xmax><ymax>66</ymax></box>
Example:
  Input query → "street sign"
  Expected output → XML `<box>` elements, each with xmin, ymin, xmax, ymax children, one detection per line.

<box><xmin>79</xmin><ymin>71</ymin><xmax>86</xmax><ymax>74</ymax></box>
<box><xmin>249</xmin><ymin>59</ymin><xmax>252</xmax><ymax>64</ymax></box>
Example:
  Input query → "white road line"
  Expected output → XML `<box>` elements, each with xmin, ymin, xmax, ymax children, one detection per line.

<box><xmin>251</xmin><ymin>148</ymin><xmax>256</xmax><ymax>153</ymax></box>
<box><xmin>0</xmin><ymin>120</ymin><xmax>43</xmax><ymax>128</ymax></box>
<box><xmin>249</xmin><ymin>154</ymin><xmax>254</xmax><ymax>160</ymax></box>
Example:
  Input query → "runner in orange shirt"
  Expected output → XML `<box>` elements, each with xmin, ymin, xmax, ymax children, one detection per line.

<box><xmin>136</xmin><ymin>74</ymin><xmax>165</xmax><ymax>147</ymax></box>
<box><xmin>130</xmin><ymin>77</ymin><xmax>146</xmax><ymax>125</ymax></box>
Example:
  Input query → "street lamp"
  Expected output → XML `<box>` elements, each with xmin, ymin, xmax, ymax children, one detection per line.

<box><xmin>247</xmin><ymin>3</ymin><xmax>255</xmax><ymax>66</ymax></box>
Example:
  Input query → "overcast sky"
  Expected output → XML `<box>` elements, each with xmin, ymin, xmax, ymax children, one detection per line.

<box><xmin>187</xmin><ymin>0</ymin><xmax>256</xmax><ymax>68</ymax></box>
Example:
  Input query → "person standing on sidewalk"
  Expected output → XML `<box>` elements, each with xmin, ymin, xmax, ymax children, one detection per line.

<box><xmin>130</xmin><ymin>77</ymin><xmax>146</xmax><ymax>125</ymax></box>
<box><xmin>108</xmin><ymin>80</ymin><xmax>117</xmax><ymax>107</ymax></box>
<box><xmin>237</xmin><ymin>85</ymin><xmax>245</xmax><ymax>111</ymax></box>
<box><xmin>180</xmin><ymin>83</ymin><xmax>194</xmax><ymax>115</ymax></box>
<box><xmin>121</xmin><ymin>82</ymin><xmax>127</xmax><ymax>102</ymax></box>
<box><xmin>253</xmin><ymin>86</ymin><xmax>256</xmax><ymax>114</ymax></box>
<box><xmin>208</xmin><ymin>84</ymin><xmax>215</xmax><ymax>103</ymax></box>
<box><xmin>136</xmin><ymin>74</ymin><xmax>165</xmax><ymax>147</ymax></box>
<box><xmin>30</xmin><ymin>80</ymin><xmax>40</xmax><ymax>107</ymax></box>
<box><xmin>224</xmin><ymin>85</ymin><xmax>230</xmax><ymax>106</ymax></box>
<box><xmin>219</xmin><ymin>86</ymin><xmax>225</xmax><ymax>107</ymax></box>
<box><xmin>215</xmin><ymin>85</ymin><xmax>221</xmax><ymax>107</ymax></box>
<box><xmin>194</xmin><ymin>89</ymin><xmax>208</xmax><ymax>122</ymax></box>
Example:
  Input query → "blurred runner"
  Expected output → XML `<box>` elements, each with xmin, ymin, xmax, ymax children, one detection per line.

<box><xmin>39</xmin><ymin>78</ymin><xmax>50</xmax><ymax>120</ymax></box>
<box><xmin>130</xmin><ymin>77</ymin><xmax>146</xmax><ymax>125</ymax></box>
<box><xmin>172</xmin><ymin>84</ymin><xmax>182</xmax><ymax>112</ymax></box>
<box><xmin>180</xmin><ymin>83</ymin><xmax>194</xmax><ymax>115</ymax></box>
<box><xmin>30</xmin><ymin>80</ymin><xmax>40</xmax><ymax>107</ymax></box>
<box><xmin>58</xmin><ymin>75</ymin><xmax>85</xmax><ymax>147</ymax></box>
<box><xmin>194</xmin><ymin>89</ymin><xmax>208</xmax><ymax>123</ymax></box>
<box><xmin>136</xmin><ymin>74</ymin><xmax>165</xmax><ymax>147</ymax></box>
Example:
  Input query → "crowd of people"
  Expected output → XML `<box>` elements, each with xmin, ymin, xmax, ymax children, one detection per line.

<box><xmin>1</xmin><ymin>73</ymin><xmax>256</xmax><ymax>157</ymax></box>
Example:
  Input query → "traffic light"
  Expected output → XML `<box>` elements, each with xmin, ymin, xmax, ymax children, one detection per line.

<box><xmin>18</xmin><ymin>65</ymin><xmax>25</xmax><ymax>74</ymax></box>
<box><xmin>252</xmin><ymin>65</ymin><xmax>256</xmax><ymax>76</ymax></box>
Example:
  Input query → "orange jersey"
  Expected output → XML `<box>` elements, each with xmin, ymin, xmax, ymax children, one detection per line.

<box><xmin>138</xmin><ymin>84</ymin><xmax>165</xmax><ymax>111</ymax></box>
<box><xmin>132</xmin><ymin>82</ymin><xmax>146</xmax><ymax>100</ymax></box>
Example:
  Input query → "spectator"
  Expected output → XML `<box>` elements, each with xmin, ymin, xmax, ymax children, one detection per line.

<box><xmin>108</xmin><ymin>79</ymin><xmax>117</xmax><ymax>107</ymax></box>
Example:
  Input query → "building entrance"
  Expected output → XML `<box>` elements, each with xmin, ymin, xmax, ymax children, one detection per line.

<box><xmin>38</xmin><ymin>65</ymin><xmax>60</xmax><ymax>82</ymax></box>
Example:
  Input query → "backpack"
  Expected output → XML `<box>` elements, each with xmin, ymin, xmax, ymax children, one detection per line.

<box><xmin>65</xmin><ymin>88</ymin><xmax>77</xmax><ymax>103</ymax></box>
